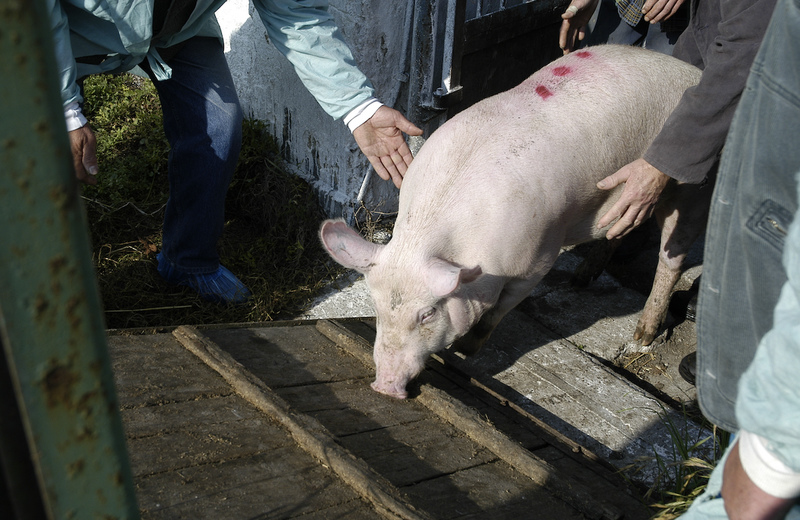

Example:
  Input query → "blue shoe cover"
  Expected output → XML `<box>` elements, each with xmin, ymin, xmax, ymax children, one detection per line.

<box><xmin>157</xmin><ymin>251</ymin><xmax>251</xmax><ymax>304</ymax></box>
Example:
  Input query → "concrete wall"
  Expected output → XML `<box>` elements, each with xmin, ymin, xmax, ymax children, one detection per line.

<box><xmin>216</xmin><ymin>0</ymin><xmax>412</xmax><ymax>221</ymax></box>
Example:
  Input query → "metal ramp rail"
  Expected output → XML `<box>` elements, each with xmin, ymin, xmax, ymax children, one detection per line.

<box><xmin>0</xmin><ymin>1</ymin><xmax>139</xmax><ymax>518</ymax></box>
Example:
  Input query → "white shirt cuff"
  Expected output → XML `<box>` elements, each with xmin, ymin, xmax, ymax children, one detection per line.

<box><xmin>739</xmin><ymin>430</ymin><xmax>800</xmax><ymax>499</ymax></box>
<box><xmin>343</xmin><ymin>98</ymin><xmax>383</xmax><ymax>133</ymax></box>
<box><xmin>64</xmin><ymin>101</ymin><xmax>88</xmax><ymax>132</ymax></box>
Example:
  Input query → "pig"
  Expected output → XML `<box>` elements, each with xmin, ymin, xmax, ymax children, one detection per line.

<box><xmin>320</xmin><ymin>44</ymin><xmax>709</xmax><ymax>399</ymax></box>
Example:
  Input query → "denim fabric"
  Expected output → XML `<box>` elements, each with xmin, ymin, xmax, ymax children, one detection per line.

<box><xmin>738</xmin><ymin>191</ymin><xmax>800</xmax><ymax>468</ymax></box>
<box><xmin>582</xmin><ymin>0</ymin><xmax>688</xmax><ymax>55</ymax></box>
<box><xmin>142</xmin><ymin>37</ymin><xmax>243</xmax><ymax>273</ymax></box>
<box><xmin>696</xmin><ymin>0</ymin><xmax>799</xmax><ymax>433</ymax></box>
<box><xmin>732</xmin><ymin>0</ymin><xmax>800</xmax><ymax>472</ymax></box>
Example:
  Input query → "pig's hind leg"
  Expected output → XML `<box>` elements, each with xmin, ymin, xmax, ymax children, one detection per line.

<box><xmin>636</xmin><ymin>181</ymin><xmax>713</xmax><ymax>345</ymax></box>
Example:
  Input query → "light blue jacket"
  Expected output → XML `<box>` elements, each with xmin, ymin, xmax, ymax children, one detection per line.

<box><xmin>736</xmin><ymin>167</ymin><xmax>800</xmax><ymax>483</ymax></box>
<box><xmin>48</xmin><ymin>0</ymin><xmax>376</xmax><ymax>120</ymax></box>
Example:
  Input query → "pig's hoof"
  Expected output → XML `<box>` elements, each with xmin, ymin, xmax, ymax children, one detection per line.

<box><xmin>633</xmin><ymin>325</ymin><xmax>657</xmax><ymax>347</ymax></box>
<box><xmin>570</xmin><ymin>262</ymin><xmax>601</xmax><ymax>287</ymax></box>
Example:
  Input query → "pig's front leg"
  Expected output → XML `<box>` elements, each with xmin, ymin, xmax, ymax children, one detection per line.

<box><xmin>452</xmin><ymin>311</ymin><xmax>497</xmax><ymax>355</ymax></box>
<box><xmin>452</xmin><ymin>277</ymin><xmax>542</xmax><ymax>355</ymax></box>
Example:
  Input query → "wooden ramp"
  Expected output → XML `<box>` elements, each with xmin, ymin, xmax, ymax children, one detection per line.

<box><xmin>109</xmin><ymin>319</ymin><xmax>651</xmax><ymax>520</ymax></box>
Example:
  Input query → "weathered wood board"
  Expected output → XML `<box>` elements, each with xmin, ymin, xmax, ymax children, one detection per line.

<box><xmin>108</xmin><ymin>319</ymin><xmax>651</xmax><ymax>519</ymax></box>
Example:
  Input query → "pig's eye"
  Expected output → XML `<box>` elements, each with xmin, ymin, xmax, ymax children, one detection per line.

<box><xmin>420</xmin><ymin>308</ymin><xmax>436</xmax><ymax>324</ymax></box>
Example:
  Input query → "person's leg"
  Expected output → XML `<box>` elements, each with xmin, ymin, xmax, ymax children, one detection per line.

<box><xmin>145</xmin><ymin>37</ymin><xmax>249</xmax><ymax>303</ymax></box>
<box><xmin>582</xmin><ymin>0</ymin><xmax>648</xmax><ymax>47</ymax></box>
<box><xmin>642</xmin><ymin>2</ymin><xmax>690</xmax><ymax>55</ymax></box>
<box><xmin>642</xmin><ymin>21</ymin><xmax>686</xmax><ymax>55</ymax></box>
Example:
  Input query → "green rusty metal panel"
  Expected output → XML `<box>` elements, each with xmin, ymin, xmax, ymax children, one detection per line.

<box><xmin>0</xmin><ymin>0</ymin><xmax>139</xmax><ymax>518</ymax></box>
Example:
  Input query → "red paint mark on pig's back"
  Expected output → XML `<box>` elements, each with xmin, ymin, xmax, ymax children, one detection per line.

<box><xmin>535</xmin><ymin>85</ymin><xmax>553</xmax><ymax>99</ymax></box>
<box><xmin>518</xmin><ymin>50</ymin><xmax>594</xmax><ymax>101</ymax></box>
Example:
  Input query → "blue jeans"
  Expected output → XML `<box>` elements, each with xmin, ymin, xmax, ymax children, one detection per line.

<box><xmin>582</xmin><ymin>0</ymin><xmax>688</xmax><ymax>55</ymax></box>
<box><xmin>143</xmin><ymin>37</ymin><xmax>244</xmax><ymax>274</ymax></box>
<box><xmin>696</xmin><ymin>0</ymin><xmax>800</xmax><ymax>433</ymax></box>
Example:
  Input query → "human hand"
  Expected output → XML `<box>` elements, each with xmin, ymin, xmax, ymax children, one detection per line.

<box><xmin>642</xmin><ymin>0</ymin><xmax>687</xmax><ymax>23</ymax></box>
<box><xmin>68</xmin><ymin>125</ymin><xmax>99</xmax><ymax>185</ymax></box>
<box><xmin>352</xmin><ymin>105</ymin><xmax>423</xmax><ymax>189</ymax></box>
<box><xmin>559</xmin><ymin>0</ymin><xmax>600</xmax><ymax>54</ymax></box>
<box><xmin>596</xmin><ymin>158</ymin><xmax>670</xmax><ymax>239</ymax></box>
<box><xmin>722</xmin><ymin>440</ymin><xmax>796</xmax><ymax>520</ymax></box>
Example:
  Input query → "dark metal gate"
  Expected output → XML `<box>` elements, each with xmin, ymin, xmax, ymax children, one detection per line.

<box><xmin>409</xmin><ymin>0</ymin><xmax>570</xmax><ymax>131</ymax></box>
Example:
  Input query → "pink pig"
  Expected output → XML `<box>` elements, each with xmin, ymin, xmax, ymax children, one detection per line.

<box><xmin>320</xmin><ymin>45</ymin><xmax>708</xmax><ymax>399</ymax></box>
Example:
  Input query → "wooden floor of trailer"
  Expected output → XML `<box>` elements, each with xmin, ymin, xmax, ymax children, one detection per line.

<box><xmin>109</xmin><ymin>318</ymin><xmax>651</xmax><ymax>520</ymax></box>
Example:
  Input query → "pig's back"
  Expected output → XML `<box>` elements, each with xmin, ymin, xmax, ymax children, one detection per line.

<box><xmin>396</xmin><ymin>45</ymin><xmax>700</xmax><ymax>250</ymax></box>
<box><xmin>403</xmin><ymin>44</ymin><xmax>699</xmax><ymax>198</ymax></box>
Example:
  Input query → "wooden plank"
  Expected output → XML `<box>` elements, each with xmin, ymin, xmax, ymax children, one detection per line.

<box><xmin>108</xmin><ymin>333</ymin><xmax>232</xmax><ymax>408</ymax></box>
<box><xmin>275</xmin><ymin>380</ymin><xmax>431</xmax><ymax>433</ymax></box>
<box><xmin>109</xmin><ymin>328</ymin><xmax>390</xmax><ymax>519</ymax></box>
<box><xmin>203</xmin><ymin>326</ymin><xmax>367</xmax><ymax>387</ymax></box>
<box><xmin>173</xmin><ymin>325</ymin><xmax>433</xmax><ymax>520</ymax></box>
<box><xmin>317</xmin><ymin>319</ymin><xmax>624</xmax><ymax>520</ymax></box>
<box><xmin>125</xmin><ymin>414</ymin><xmax>288</xmax><ymax>477</ymax></box>
<box><xmin>135</xmin><ymin>449</ymin><xmax>374</xmax><ymax>520</ymax></box>
<box><xmin>120</xmin><ymin>394</ymin><xmax>263</xmax><ymax>438</ymax></box>
<box><xmin>405</xmin><ymin>461</ymin><xmax>585</xmax><ymax>520</ymax></box>
<box><xmin>339</xmin><ymin>418</ymin><xmax>497</xmax><ymax>487</ymax></box>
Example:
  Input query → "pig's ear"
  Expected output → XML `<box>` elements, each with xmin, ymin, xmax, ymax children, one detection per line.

<box><xmin>427</xmin><ymin>258</ymin><xmax>482</xmax><ymax>297</ymax></box>
<box><xmin>319</xmin><ymin>219</ymin><xmax>382</xmax><ymax>273</ymax></box>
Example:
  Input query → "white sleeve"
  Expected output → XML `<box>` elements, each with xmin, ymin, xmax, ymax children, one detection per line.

<box><xmin>739</xmin><ymin>430</ymin><xmax>800</xmax><ymax>499</ymax></box>
<box><xmin>343</xmin><ymin>98</ymin><xmax>383</xmax><ymax>133</ymax></box>
<box><xmin>64</xmin><ymin>101</ymin><xmax>88</xmax><ymax>132</ymax></box>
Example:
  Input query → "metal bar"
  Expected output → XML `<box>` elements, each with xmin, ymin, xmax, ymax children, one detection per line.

<box><xmin>0</xmin><ymin>1</ymin><xmax>139</xmax><ymax>518</ymax></box>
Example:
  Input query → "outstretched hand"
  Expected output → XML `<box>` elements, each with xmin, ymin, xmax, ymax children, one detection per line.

<box><xmin>68</xmin><ymin>125</ymin><xmax>99</xmax><ymax>185</ymax></box>
<box><xmin>353</xmin><ymin>105</ymin><xmax>423</xmax><ymax>189</ymax></box>
<box><xmin>559</xmin><ymin>0</ymin><xmax>600</xmax><ymax>54</ymax></box>
<box><xmin>596</xmin><ymin>158</ymin><xmax>671</xmax><ymax>240</ymax></box>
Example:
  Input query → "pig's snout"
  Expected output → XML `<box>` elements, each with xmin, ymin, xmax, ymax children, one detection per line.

<box><xmin>371</xmin><ymin>379</ymin><xmax>409</xmax><ymax>399</ymax></box>
<box><xmin>372</xmin><ymin>346</ymin><xmax>426</xmax><ymax>399</ymax></box>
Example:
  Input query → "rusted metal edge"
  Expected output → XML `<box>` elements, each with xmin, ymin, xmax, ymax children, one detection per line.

<box><xmin>171</xmin><ymin>325</ymin><xmax>432</xmax><ymax>520</ymax></box>
<box><xmin>315</xmin><ymin>319</ymin><xmax>624</xmax><ymax>520</ymax></box>
<box><xmin>0</xmin><ymin>1</ymin><xmax>139</xmax><ymax>517</ymax></box>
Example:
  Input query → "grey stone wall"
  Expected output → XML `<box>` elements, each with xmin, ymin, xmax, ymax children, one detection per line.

<box><xmin>217</xmin><ymin>0</ymin><xmax>411</xmax><ymax>221</ymax></box>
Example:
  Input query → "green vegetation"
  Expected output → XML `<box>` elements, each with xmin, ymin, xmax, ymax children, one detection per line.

<box><xmin>80</xmin><ymin>73</ymin><xmax>342</xmax><ymax>329</ymax></box>
<box><xmin>626</xmin><ymin>406</ymin><xmax>731</xmax><ymax>519</ymax></box>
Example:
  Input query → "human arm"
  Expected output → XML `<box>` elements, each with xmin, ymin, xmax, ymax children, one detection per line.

<box><xmin>558</xmin><ymin>0</ymin><xmax>599</xmax><ymax>54</ymax></box>
<box><xmin>721</xmin><ymin>433</ymin><xmax>798</xmax><ymax>520</ymax></box>
<box><xmin>47</xmin><ymin>0</ymin><xmax>100</xmax><ymax>184</ymax></box>
<box><xmin>728</xmin><ymin>176</ymin><xmax>800</xmax><ymax>519</ymax></box>
<box><xmin>251</xmin><ymin>0</ymin><xmax>421</xmax><ymax>186</ymax></box>
<box><xmin>595</xmin><ymin>158</ymin><xmax>671</xmax><ymax>239</ymax></box>
<box><xmin>598</xmin><ymin>0</ymin><xmax>777</xmax><ymax>239</ymax></box>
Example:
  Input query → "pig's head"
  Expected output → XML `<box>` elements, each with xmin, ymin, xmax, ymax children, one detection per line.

<box><xmin>319</xmin><ymin>220</ymin><xmax>483</xmax><ymax>398</ymax></box>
